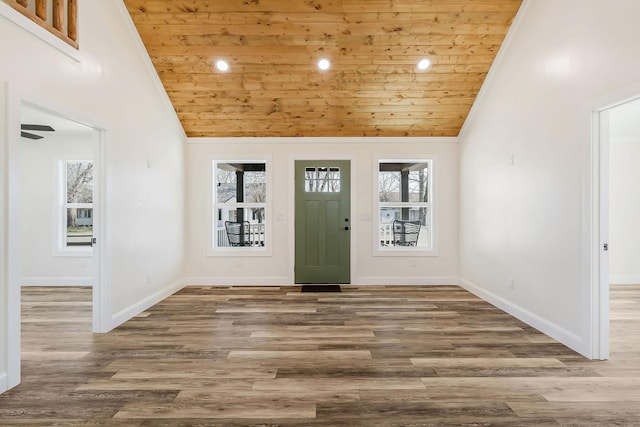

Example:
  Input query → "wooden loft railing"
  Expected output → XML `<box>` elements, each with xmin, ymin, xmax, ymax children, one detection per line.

<box><xmin>3</xmin><ymin>0</ymin><xmax>78</xmax><ymax>49</ymax></box>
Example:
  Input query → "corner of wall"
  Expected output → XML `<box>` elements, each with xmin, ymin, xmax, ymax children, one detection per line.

<box><xmin>458</xmin><ymin>277</ymin><xmax>589</xmax><ymax>357</ymax></box>
<box><xmin>109</xmin><ymin>278</ymin><xmax>187</xmax><ymax>331</ymax></box>
<box><xmin>0</xmin><ymin>371</ymin><xmax>7</xmax><ymax>394</ymax></box>
<box><xmin>457</xmin><ymin>0</ymin><xmax>531</xmax><ymax>141</ymax></box>
<box><xmin>113</xmin><ymin>0</ymin><xmax>186</xmax><ymax>140</ymax></box>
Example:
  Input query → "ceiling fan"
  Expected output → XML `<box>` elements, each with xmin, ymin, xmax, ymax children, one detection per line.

<box><xmin>21</xmin><ymin>124</ymin><xmax>55</xmax><ymax>140</ymax></box>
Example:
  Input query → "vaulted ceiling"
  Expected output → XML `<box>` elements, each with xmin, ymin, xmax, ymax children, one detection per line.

<box><xmin>123</xmin><ymin>0</ymin><xmax>522</xmax><ymax>137</ymax></box>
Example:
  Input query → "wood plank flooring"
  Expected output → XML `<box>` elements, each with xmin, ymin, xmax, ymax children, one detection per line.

<box><xmin>1</xmin><ymin>285</ymin><xmax>638</xmax><ymax>425</ymax></box>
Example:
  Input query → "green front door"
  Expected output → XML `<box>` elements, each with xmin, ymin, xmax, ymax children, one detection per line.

<box><xmin>295</xmin><ymin>160</ymin><xmax>351</xmax><ymax>284</ymax></box>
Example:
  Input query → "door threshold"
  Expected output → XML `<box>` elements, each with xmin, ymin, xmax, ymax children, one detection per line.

<box><xmin>300</xmin><ymin>285</ymin><xmax>342</xmax><ymax>293</ymax></box>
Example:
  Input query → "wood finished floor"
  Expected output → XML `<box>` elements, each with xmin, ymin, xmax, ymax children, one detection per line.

<box><xmin>1</xmin><ymin>285</ymin><xmax>639</xmax><ymax>426</ymax></box>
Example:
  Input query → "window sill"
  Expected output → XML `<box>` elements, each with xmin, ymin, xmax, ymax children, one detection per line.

<box><xmin>374</xmin><ymin>248</ymin><xmax>439</xmax><ymax>257</ymax></box>
<box><xmin>208</xmin><ymin>247</ymin><xmax>272</xmax><ymax>257</ymax></box>
<box><xmin>54</xmin><ymin>249</ymin><xmax>93</xmax><ymax>258</ymax></box>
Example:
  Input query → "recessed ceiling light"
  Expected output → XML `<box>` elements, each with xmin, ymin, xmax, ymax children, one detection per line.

<box><xmin>317</xmin><ymin>58</ymin><xmax>331</xmax><ymax>71</ymax></box>
<box><xmin>417</xmin><ymin>58</ymin><xmax>431</xmax><ymax>71</ymax></box>
<box><xmin>215</xmin><ymin>59</ymin><xmax>229</xmax><ymax>72</ymax></box>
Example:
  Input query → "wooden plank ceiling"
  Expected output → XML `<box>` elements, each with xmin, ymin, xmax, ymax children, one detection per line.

<box><xmin>123</xmin><ymin>0</ymin><xmax>522</xmax><ymax>137</ymax></box>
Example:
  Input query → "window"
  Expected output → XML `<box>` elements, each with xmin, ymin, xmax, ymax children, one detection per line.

<box><xmin>212</xmin><ymin>161</ymin><xmax>268</xmax><ymax>253</ymax></box>
<box><xmin>377</xmin><ymin>159</ymin><xmax>434</xmax><ymax>255</ymax></box>
<box><xmin>57</xmin><ymin>160</ymin><xmax>93</xmax><ymax>254</ymax></box>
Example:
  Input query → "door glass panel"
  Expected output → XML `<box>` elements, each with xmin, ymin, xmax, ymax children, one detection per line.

<box><xmin>327</xmin><ymin>167</ymin><xmax>341</xmax><ymax>192</ymax></box>
<box><xmin>305</xmin><ymin>167</ymin><xmax>317</xmax><ymax>192</ymax></box>
<box><xmin>305</xmin><ymin>166</ymin><xmax>340</xmax><ymax>192</ymax></box>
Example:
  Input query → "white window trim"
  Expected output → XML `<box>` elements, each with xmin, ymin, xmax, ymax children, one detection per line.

<box><xmin>373</xmin><ymin>156</ymin><xmax>438</xmax><ymax>257</ymax></box>
<box><xmin>53</xmin><ymin>159</ymin><xmax>93</xmax><ymax>257</ymax></box>
<box><xmin>208</xmin><ymin>157</ymin><xmax>272</xmax><ymax>257</ymax></box>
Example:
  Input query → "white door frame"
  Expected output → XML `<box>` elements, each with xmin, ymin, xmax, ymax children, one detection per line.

<box><xmin>590</xmin><ymin>107</ymin><xmax>610</xmax><ymax>360</ymax></box>
<box><xmin>288</xmin><ymin>154</ymin><xmax>357</xmax><ymax>285</ymax></box>
<box><xmin>6</xmin><ymin>85</ymin><xmax>108</xmax><ymax>389</ymax></box>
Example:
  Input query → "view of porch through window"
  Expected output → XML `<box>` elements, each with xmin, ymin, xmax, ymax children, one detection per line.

<box><xmin>378</xmin><ymin>160</ymin><xmax>432</xmax><ymax>250</ymax></box>
<box><xmin>214</xmin><ymin>161</ymin><xmax>267</xmax><ymax>249</ymax></box>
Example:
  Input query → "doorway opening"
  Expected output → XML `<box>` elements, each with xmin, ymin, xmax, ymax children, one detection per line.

<box><xmin>592</xmin><ymin>97</ymin><xmax>640</xmax><ymax>359</ymax></box>
<box><xmin>596</xmin><ymin>97</ymin><xmax>640</xmax><ymax>360</ymax></box>
<box><xmin>7</xmin><ymin>98</ymin><xmax>105</xmax><ymax>389</ymax></box>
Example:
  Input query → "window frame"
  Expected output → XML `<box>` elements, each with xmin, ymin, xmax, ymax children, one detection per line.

<box><xmin>54</xmin><ymin>159</ymin><xmax>93</xmax><ymax>257</ymax></box>
<box><xmin>209</xmin><ymin>158</ymin><xmax>272</xmax><ymax>256</ymax></box>
<box><xmin>374</xmin><ymin>156</ymin><xmax>438</xmax><ymax>257</ymax></box>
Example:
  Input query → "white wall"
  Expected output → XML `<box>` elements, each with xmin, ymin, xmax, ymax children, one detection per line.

<box><xmin>19</xmin><ymin>132</ymin><xmax>94</xmax><ymax>284</ymax></box>
<box><xmin>1</xmin><ymin>0</ymin><xmax>186</xmax><ymax>390</ymax></box>
<box><xmin>459</xmin><ymin>0</ymin><xmax>640</xmax><ymax>357</ymax></box>
<box><xmin>0</xmin><ymin>82</ymin><xmax>8</xmax><ymax>389</ymax></box>
<box><xmin>186</xmin><ymin>139</ymin><xmax>459</xmax><ymax>284</ymax></box>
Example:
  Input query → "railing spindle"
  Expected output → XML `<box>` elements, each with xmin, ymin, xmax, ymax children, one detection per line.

<box><xmin>67</xmin><ymin>0</ymin><xmax>76</xmax><ymax>41</ymax></box>
<box><xmin>35</xmin><ymin>0</ymin><xmax>46</xmax><ymax>20</ymax></box>
<box><xmin>52</xmin><ymin>0</ymin><xmax>62</xmax><ymax>31</ymax></box>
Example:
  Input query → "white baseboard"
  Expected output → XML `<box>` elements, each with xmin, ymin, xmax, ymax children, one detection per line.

<box><xmin>109</xmin><ymin>279</ymin><xmax>186</xmax><ymax>330</ymax></box>
<box><xmin>182</xmin><ymin>276</ymin><xmax>461</xmax><ymax>287</ymax></box>
<box><xmin>355</xmin><ymin>276</ymin><xmax>460</xmax><ymax>286</ymax></box>
<box><xmin>21</xmin><ymin>277</ymin><xmax>93</xmax><ymax>286</ymax></box>
<box><xmin>0</xmin><ymin>371</ymin><xmax>7</xmax><ymax>394</ymax></box>
<box><xmin>458</xmin><ymin>278</ymin><xmax>586</xmax><ymax>357</ymax></box>
<box><xmin>610</xmin><ymin>276</ymin><xmax>640</xmax><ymax>285</ymax></box>
<box><xmin>183</xmin><ymin>276</ymin><xmax>290</xmax><ymax>286</ymax></box>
